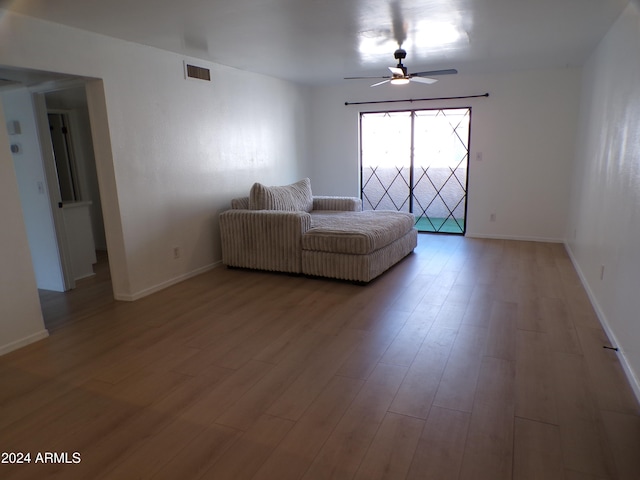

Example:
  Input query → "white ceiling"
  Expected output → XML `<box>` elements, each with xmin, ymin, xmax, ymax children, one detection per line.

<box><xmin>0</xmin><ymin>0</ymin><xmax>630</xmax><ymax>86</ymax></box>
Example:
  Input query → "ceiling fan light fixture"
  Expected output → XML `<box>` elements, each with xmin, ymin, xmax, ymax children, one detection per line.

<box><xmin>390</xmin><ymin>77</ymin><xmax>410</xmax><ymax>85</ymax></box>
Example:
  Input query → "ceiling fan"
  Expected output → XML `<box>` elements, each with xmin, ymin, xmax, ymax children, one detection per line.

<box><xmin>345</xmin><ymin>47</ymin><xmax>458</xmax><ymax>87</ymax></box>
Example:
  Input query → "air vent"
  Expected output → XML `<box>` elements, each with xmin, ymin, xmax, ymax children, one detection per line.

<box><xmin>184</xmin><ymin>63</ymin><xmax>211</xmax><ymax>81</ymax></box>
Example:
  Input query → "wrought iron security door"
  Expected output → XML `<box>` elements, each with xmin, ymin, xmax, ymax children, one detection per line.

<box><xmin>360</xmin><ymin>107</ymin><xmax>470</xmax><ymax>234</ymax></box>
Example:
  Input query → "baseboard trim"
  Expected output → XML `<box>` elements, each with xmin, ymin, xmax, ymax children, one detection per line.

<box><xmin>465</xmin><ymin>232</ymin><xmax>564</xmax><ymax>243</ymax></box>
<box><xmin>0</xmin><ymin>329</ymin><xmax>49</xmax><ymax>357</ymax></box>
<box><xmin>114</xmin><ymin>261</ymin><xmax>222</xmax><ymax>302</ymax></box>
<box><xmin>564</xmin><ymin>242</ymin><xmax>640</xmax><ymax>404</ymax></box>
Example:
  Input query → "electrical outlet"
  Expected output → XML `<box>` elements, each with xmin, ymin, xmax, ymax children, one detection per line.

<box><xmin>173</xmin><ymin>247</ymin><xmax>181</xmax><ymax>259</ymax></box>
<box><xmin>490</xmin><ymin>213</ymin><xmax>496</xmax><ymax>222</ymax></box>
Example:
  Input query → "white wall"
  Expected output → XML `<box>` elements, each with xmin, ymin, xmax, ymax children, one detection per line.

<box><xmin>0</xmin><ymin>101</ymin><xmax>49</xmax><ymax>355</ymax></box>
<box><xmin>1</xmin><ymin>88</ymin><xmax>66</xmax><ymax>291</ymax></box>
<box><xmin>567</xmin><ymin>3</ymin><xmax>640</xmax><ymax>396</ymax></box>
<box><xmin>0</xmin><ymin>10</ymin><xmax>311</xmax><ymax>302</ymax></box>
<box><xmin>309</xmin><ymin>67</ymin><xmax>581</xmax><ymax>242</ymax></box>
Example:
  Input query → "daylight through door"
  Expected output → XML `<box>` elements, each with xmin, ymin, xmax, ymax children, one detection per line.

<box><xmin>360</xmin><ymin>108</ymin><xmax>470</xmax><ymax>234</ymax></box>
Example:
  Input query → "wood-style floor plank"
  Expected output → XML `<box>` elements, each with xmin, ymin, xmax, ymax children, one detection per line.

<box><xmin>513</xmin><ymin>418</ymin><xmax>564</xmax><ymax>480</ymax></box>
<box><xmin>301</xmin><ymin>363</ymin><xmax>407</xmax><ymax>480</ymax></box>
<box><xmin>406</xmin><ymin>406</ymin><xmax>470</xmax><ymax>480</ymax></box>
<box><xmin>458</xmin><ymin>400</ymin><xmax>515</xmax><ymax>480</ymax></box>
<box><xmin>388</xmin><ymin>325</ymin><xmax>456</xmax><ymax>419</ymax></box>
<box><xmin>199</xmin><ymin>414</ymin><xmax>294</xmax><ymax>479</ymax></box>
<box><xmin>553</xmin><ymin>351</ymin><xmax>616</xmax><ymax>478</ymax></box>
<box><xmin>432</xmin><ymin>325</ymin><xmax>488</xmax><ymax>413</ymax></box>
<box><xmin>515</xmin><ymin>329</ymin><xmax>559</xmax><ymax>424</ymax></box>
<box><xmin>1</xmin><ymin>235</ymin><xmax>638</xmax><ymax>480</ymax></box>
<box><xmin>352</xmin><ymin>412</ymin><xmax>424</xmax><ymax>480</ymax></box>
<box><xmin>252</xmin><ymin>375</ymin><xmax>364</xmax><ymax>480</ymax></box>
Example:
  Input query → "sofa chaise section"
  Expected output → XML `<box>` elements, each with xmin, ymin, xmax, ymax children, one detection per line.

<box><xmin>301</xmin><ymin>210</ymin><xmax>417</xmax><ymax>282</ymax></box>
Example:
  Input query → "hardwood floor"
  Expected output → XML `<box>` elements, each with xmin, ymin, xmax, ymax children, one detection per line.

<box><xmin>37</xmin><ymin>250</ymin><xmax>114</xmax><ymax>332</ymax></box>
<box><xmin>2</xmin><ymin>235</ymin><xmax>639</xmax><ymax>479</ymax></box>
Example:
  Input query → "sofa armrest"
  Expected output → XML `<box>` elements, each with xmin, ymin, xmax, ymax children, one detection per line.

<box><xmin>231</xmin><ymin>196</ymin><xmax>249</xmax><ymax>209</ymax></box>
<box><xmin>313</xmin><ymin>196</ymin><xmax>362</xmax><ymax>212</ymax></box>
<box><xmin>219</xmin><ymin>209</ymin><xmax>312</xmax><ymax>273</ymax></box>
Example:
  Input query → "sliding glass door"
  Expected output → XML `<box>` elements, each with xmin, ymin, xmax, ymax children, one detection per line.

<box><xmin>360</xmin><ymin>107</ymin><xmax>470</xmax><ymax>234</ymax></box>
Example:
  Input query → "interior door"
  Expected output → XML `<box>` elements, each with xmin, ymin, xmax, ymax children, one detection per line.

<box><xmin>32</xmin><ymin>94</ymin><xmax>75</xmax><ymax>290</ymax></box>
<box><xmin>48</xmin><ymin>113</ymin><xmax>80</xmax><ymax>202</ymax></box>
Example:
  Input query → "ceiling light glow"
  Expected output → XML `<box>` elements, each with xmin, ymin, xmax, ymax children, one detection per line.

<box><xmin>414</xmin><ymin>21</ymin><xmax>466</xmax><ymax>47</ymax></box>
<box><xmin>357</xmin><ymin>21</ymin><xmax>467</xmax><ymax>61</ymax></box>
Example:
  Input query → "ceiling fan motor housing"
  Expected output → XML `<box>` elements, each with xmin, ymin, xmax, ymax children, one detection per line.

<box><xmin>394</xmin><ymin>48</ymin><xmax>407</xmax><ymax>60</ymax></box>
<box><xmin>393</xmin><ymin>48</ymin><xmax>408</xmax><ymax>76</ymax></box>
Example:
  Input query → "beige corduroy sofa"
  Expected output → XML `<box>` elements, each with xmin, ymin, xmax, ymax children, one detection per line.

<box><xmin>219</xmin><ymin>178</ymin><xmax>418</xmax><ymax>283</ymax></box>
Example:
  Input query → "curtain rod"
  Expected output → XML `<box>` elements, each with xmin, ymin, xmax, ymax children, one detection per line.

<box><xmin>344</xmin><ymin>93</ymin><xmax>489</xmax><ymax>106</ymax></box>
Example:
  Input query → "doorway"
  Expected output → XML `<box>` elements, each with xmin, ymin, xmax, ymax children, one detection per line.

<box><xmin>360</xmin><ymin>107</ymin><xmax>471</xmax><ymax>234</ymax></box>
<box><xmin>1</xmin><ymin>67</ymin><xmax>119</xmax><ymax>330</ymax></box>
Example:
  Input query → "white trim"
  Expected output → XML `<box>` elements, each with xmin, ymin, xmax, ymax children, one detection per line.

<box><xmin>28</xmin><ymin>78</ymin><xmax>90</xmax><ymax>95</ymax></box>
<box><xmin>0</xmin><ymin>329</ymin><xmax>49</xmax><ymax>357</ymax></box>
<box><xmin>114</xmin><ymin>261</ymin><xmax>222</xmax><ymax>301</ymax></box>
<box><xmin>564</xmin><ymin>242</ymin><xmax>640</xmax><ymax>404</ymax></box>
<box><xmin>464</xmin><ymin>232</ymin><xmax>565</xmax><ymax>243</ymax></box>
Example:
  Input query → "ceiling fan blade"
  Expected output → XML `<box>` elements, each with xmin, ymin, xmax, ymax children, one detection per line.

<box><xmin>370</xmin><ymin>79</ymin><xmax>391</xmax><ymax>87</ymax></box>
<box><xmin>344</xmin><ymin>76</ymin><xmax>390</xmax><ymax>80</ymax></box>
<box><xmin>410</xmin><ymin>76</ymin><xmax>438</xmax><ymax>85</ymax></box>
<box><xmin>411</xmin><ymin>69</ymin><xmax>458</xmax><ymax>77</ymax></box>
<box><xmin>388</xmin><ymin>66</ymin><xmax>405</xmax><ymax>76</ymax></box>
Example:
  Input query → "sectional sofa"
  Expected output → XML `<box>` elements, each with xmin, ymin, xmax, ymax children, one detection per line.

<box><xmin>219</xmin><ymin>178</ymin><xmax>418</xmax><ymax>283</ymax></box>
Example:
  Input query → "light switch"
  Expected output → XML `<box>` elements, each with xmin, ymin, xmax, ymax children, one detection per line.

<box><xmin>7</xmin><ymin>120</ymin><xmax>21</xmax><ymax>135</ymax></box>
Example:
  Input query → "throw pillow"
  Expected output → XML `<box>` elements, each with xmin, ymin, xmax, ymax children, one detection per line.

<box><xmin>249</xmin><ymin>178</ymin><xmax>313</xmax><ymax>212</ymax></box>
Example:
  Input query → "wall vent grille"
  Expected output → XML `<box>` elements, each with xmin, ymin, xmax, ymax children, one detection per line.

<box><xmin>185</xmin><ymin>63</ymin><xmax>211</xmax><ymax>81</ymax></box>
